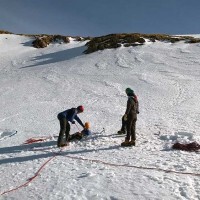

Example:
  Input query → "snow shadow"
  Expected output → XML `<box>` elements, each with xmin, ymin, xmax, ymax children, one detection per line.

<box><xmin>21</xmin><ymin>40</ymin><xmax>34</xmax><ymax>47</ymax></box>
<box><xmin>61</xmin><ymin>145</ymin><xmax>120</xmax><ymax>156</ymax></box>
<box><xmin>0</xmin><ymin>140</ymin><xmax>56</xmax><ymax>155</ymax></box>
<box><xmin>0</xmin><ymin>142</ymin><xmax>119</xmax><ymax>165</ymax></box>
<box><xmin>0</xmin><ymin>151</ymin><xmax>57</xmax><ymax>165</ymax></box>
<box><xmin>21</xmin><ymin>45</ymin><xmax>87</xmax><ymax>69</ymax></box>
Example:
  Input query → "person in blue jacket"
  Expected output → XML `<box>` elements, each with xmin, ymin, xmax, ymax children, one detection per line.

<box><xmin>57</xmin><ymin>105</ymin><xmax>85</xmax><ymax>147</ymax></box>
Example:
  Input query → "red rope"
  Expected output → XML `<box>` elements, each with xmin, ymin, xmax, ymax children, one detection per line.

<box><xmin>62</xmin><ymin>155</ymin><xmax>200</xmax><ymax>177</ymax></box>
<box><xmin>1</xmin><ymin>135</ymin><xmax>63</xmax><ymax>196</ymax></box>
<box><xmin>1</xmin><ymin>154</ymin><xmax>57</xmax><ymax>196</ymax></box>
<box><xmin>2</xmin><ymin>141</ymin><xmax>200</xmax><ymax>196</ymax></box>
<box><xmin>24</xmin><ymin>138</ymin><xmax>47</xmax><ymax>144</ymax></box>
<box><xmin>24</xmin><ymin>147</ymin><xmax>200</xmax><ymax>178</ymax></box>
<box><xmin>23</xmin><ymin>136</ymin><xmax>56</xmax><ymax>144</ymax></box>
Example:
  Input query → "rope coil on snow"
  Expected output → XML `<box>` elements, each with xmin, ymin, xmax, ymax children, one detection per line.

<box><xmin>23</xmin><ymin>135</ymin><xmax>57</xmax><ymax>144</ymax></box>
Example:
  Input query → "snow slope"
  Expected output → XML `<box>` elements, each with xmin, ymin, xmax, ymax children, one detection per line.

<box><xmin>0</xmin><ymin>34</ymin><xmax>200</xmax><ymax>200</ymax></box>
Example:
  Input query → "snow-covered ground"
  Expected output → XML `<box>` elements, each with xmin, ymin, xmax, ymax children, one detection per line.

<box><xmin>0</xmin><ymin>34</ymin><xmax>200</xmax><ymax>200</ymax></box>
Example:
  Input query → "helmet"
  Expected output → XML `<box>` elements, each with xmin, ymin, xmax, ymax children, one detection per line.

<box><xmin>77</xmin><ymin>105</ymin><xmax>84</xmax><ymax>112</ymax></box>
<box><xmin>85</xmin><ymin>122</ymin><xmax>90</xmax><ymax>129</ymax></box>
<box><xmin>125</xmin><ymin>88</ymin><xmax>132</xmax><ymax>93</ymax></box>
<box><xmin>125</xmin><ymin>88</ymin><xmax>134</xmax><ymax>95</ymax></box>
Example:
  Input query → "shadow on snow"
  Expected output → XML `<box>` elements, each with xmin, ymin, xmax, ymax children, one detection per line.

<box><xmin>0</xmin><ymin>134</ymin><xmax>120</xmax><ymax>165</ymax></box>
<box><xmin>20</xmin><ymin>45</ymin><xmax>87</xmax><ymax>69</ymax></box>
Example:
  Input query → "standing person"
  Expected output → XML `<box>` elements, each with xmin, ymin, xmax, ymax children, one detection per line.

<box><xmin>118</xmin><ymin>88</ymin><xmax>139</xmax><ymax>135</ymax></box>
<box><xmin>57</xmin><ymin>105</ymin><xmax>85</xmax><ymax>147</ymax></box>
<box><xmin>121</xmin><ymin>88</ymin><xmax>139</xmax><ymax>146</ymax></box>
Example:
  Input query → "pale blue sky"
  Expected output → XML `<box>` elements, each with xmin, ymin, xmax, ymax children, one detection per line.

<box><xmin>0</xmin><ymin>0</ymin><xmax>200</xmax><ymax>36</ymax></box>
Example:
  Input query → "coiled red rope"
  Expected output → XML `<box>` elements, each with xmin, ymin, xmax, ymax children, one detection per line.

<box><xmin>23</xmin><ymin>135</ymin><xmax>56</xmax><ymax>144</ymax></box>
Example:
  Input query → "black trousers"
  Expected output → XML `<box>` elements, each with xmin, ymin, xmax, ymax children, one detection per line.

<box><xmin>126</xmin><ymin>119</ymin><xmax>136</xmax><ymax>141</ymax></box>
<box><xmin>120</xmin><ymin>116</ymin><xmax>127</xmax><ymax>132</ymax></box>
<box><xmin>57</xmin><ymin>117</ymin><xmax>70</xmax><ymax>147</ymax></box>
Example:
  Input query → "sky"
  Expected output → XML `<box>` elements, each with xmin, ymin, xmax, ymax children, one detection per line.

<box><xmin>0</xmin><ymin>33</ymin><xmax>200</xmax><ymax>199</ymax></box>
<box><xmin>1</xmin><ymin>0</ymin><xmax>200</xmax><ymax>36</ymax></box>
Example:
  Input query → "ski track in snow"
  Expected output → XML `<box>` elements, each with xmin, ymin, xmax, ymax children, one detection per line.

<box><xmin>0</xmin><ymin>130</ymin><xmax>17</xmax><ymax>141</ymax></box>
<box><xmin>0</xmin><ymin>34</ymin><xmax>200</xmax><ymax>200</ymax></box>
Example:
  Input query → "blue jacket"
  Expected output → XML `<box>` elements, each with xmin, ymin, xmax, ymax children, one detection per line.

<box><xmin>57</xmin><ymin>108</ymin><xmax>84</xmax><ymax>127</ymax></box>
<box><xmin>81</xmin><ymin>129</ymin><xmax>92</xmax><ymax>136</ymax></box>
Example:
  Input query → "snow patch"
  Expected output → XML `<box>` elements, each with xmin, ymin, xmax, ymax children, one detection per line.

<box><xmin>160</xmin><ymin>132</ymin><xmax>194</xmax><ymax>142</ymax></box>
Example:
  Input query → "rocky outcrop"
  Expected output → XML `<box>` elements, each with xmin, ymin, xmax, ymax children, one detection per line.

<box><xmin>1</xmin><ymin>30</ymin><xmax>200</xmax><ymax>53</ymax></box>
<box><xmin>84</xmin><ymin>33</ymin><xmax>200</xmax><ymax>54</ymax></box>
<box><xmin>0</xmin><ymin>30</ymin><xmax>13</xmax><ymax>34</ymax></box>
<box><xmin>32</xmin><ymin>35</ymin><xmax>70</xmax><ymax>48</ymax></box>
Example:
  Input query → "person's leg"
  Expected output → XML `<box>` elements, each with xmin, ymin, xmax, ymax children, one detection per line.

<box><xmin>121</xmin><ymin>119</ymin><xmax>132</xmax><ymax>146</ymax></box>
<box><xmin>65</xmin><ymin>121</ymin><xmax>70</xmax><ymax>143</ymax></box>
<box><xmin>121</xmin><ymin>116</ymin><xmax>127</xmax><ymax>132</ymax></box>
<box><xmin>57</xmin><ymin>118</ymin><xmax>67</xmax><ymax>147</ymax></box>
<box><xmin>126</xmin><ymin>119</ymin><xmax>132</xmax><ymax>141</ymax></box>
<box><xmin>131</xmin><ymin>120</ymin><xmax>136</xmax><ymax>141</ymax></box>
<box><xmin>118</xmin><ymin>116</ymin><xmax>126</xmax><ymax>134</ymax></box>
<box><xmin>129</xmin><ymin>120</ymin><xmax>136</xmax><ymax>146</ymax></box>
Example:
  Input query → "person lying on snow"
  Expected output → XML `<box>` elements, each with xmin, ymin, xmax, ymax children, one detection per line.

<box><xmin>69</xmin><ymin>122</ymin><xmax>92</xmax><ymax>141</ymax></box>
<box><xmin>57</xmin><ymin>105</ymin><xmax>85</xmax><ymax>147</ymax></box>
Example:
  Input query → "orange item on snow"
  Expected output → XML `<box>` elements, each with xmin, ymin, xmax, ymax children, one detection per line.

<box><xmin>84</xmin><ymin>122</ymin><xmax>90</xmax><ymax>129</ymax></box>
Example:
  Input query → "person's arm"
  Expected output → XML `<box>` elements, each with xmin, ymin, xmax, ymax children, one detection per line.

<box><xmin>123</xmin><ymin>99</ymin><xmax>131</xmax><ymax>121</ymax></box>
<box><xmin>74</xmin><ymin>115</ymin><xmax>84</xmax><ymax>127</ymax></box>
<box><xmin>125</xmin><ymin>99</ymin><xmax>131</xmax><ymax>115</ymax></box>
<box><xmin>136</xmin><ymin>101</ymin><xmax>139</xmax><ymax>114</ymax></box>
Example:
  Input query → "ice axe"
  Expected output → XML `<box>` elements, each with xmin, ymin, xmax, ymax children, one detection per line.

<box><xmin>99</xmin><ymin>128</ymin><xmax>105</xmax><ymax>134</ymax></box>
<box><xmin>75</xmin><ymin>123</ymin><xmax>81</xmax><ymax>132</ymax></box>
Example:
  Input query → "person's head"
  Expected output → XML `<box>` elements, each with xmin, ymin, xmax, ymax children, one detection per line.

<box><xmin>125</xmin><ymin>88</ymin><xmax>134</xmax><ymax>96</ymax></box>
<box><xmin>77</xmin><ymin>105</ymin><xmax>84</xmax><ymax>113</ymax></box>
<box><xmin>85</xmin><ymin>122</ymin><xmax>90</xmax><ymax>129</ymax></box>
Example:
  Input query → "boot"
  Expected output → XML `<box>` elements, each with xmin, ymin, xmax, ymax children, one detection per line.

<box><xmin>121</xmin><ymin>139</ymin><xmax>130</xmax><ymax>147</ymax></box>
<box><xmin>58</xmin><ymin>142</ymin><xmax>69</xmax><ymax>148</ymax></box>
<box><xmin>129</xmin><ymin>140</ymin><xmax>135</xmax><ymax>146</ymax></box>
<box><xmin>117</xmin><ymin>130</ymin><xmax>125</xmax><ymax>135</ymax></box>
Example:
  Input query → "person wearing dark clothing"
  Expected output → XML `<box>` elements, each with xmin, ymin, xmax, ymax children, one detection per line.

<box><xmin>121</xmin><ymin>88</ymin><xmax>139</xmax><ymax>146</ymax></box>
<box><xmin>57</xmin><ymin>105</ymin><xmax>84</xmax><ymax>147</ymax></box>
<box><xmin>69</xmin><ymin>122</ymin><xmax>92</xmax><ymax>141</ymax></box>
<box><xmin>118</xmin><ymin>88</ymin><xmax>139</xmax><ymax>135</ymax></box>
<box><xmin>117</xmin><ymin>116</ymin><xmax>127</xmax><ymax>135</ymax></box>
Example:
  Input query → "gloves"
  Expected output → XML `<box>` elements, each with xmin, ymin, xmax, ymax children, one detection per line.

<box><xmin>72</xmin><ymin>121</ymin><xmax>75</xmax><ymax>124</ymax></box>
<box><xmin>123</xmin><ymin>114</ymin><xmax>128</xmax><ymax>121</ymax></box>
